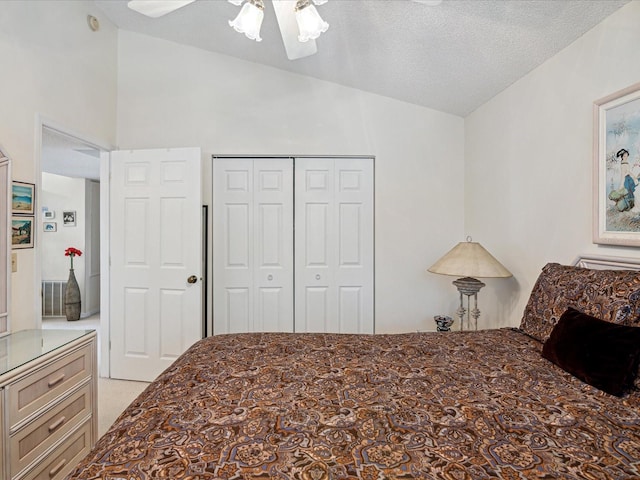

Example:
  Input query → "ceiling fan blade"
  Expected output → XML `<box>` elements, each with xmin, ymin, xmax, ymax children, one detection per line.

<box><xmin>272</xmin><ymin>0</ymin><xmax>317</xmax><ymax>60</ymax></box>
<box><xmin>127</xmin><ymin>0</ymin><xmax>196</xmax><ymax>18</ymax></box>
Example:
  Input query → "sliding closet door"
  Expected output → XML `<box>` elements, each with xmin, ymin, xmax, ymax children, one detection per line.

<box><xmin>294</xmin><ymin>158</ymin><xmax>374</xmax><ymax>333</ymax></box>
<box><xmin>213</xmin><ymin>158</ymin><xmax>294</xmax><ymax>334</ymax></box>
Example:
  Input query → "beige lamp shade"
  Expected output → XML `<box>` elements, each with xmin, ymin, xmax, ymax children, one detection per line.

<box><xmin>428</xmin><ymin>240</ymin><xmax>512</xmax><ymax>278</ymax></box>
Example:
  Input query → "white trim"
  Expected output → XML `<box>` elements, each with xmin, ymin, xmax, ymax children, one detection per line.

<box><xmin>37</xmin><ymin>115</ymin><xmax>111</xmax><ymax>152</ymax></box>
<box><xmin>572</xmin><ymin>254</ymin><xmax>640</xmax><ymax>271</ymax></box>
<box><xmin>35</xmin><ymin>114</ymin><xmax>113</xmax><ymax>378</ymax></box>
<box><xmin>1</xmin><ymin>154</ymin><xmax>10</xmax><ymax>337</ymax></box>
<box><xmin>211</xmin><ymin>154</ymin><xmax>375</xmax><ymax>159</ymax></box>
<box><xmin>34</xmin><ymin>119</ymin><xmax>43</xmax><ymax>327</ymax></box>
<box><xmin>99</xmin><ymin>151</ymin><xmax>110</xmax><ymax>378</ymax></box>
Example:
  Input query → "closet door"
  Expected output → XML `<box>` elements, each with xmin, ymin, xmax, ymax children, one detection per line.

<box><xmin>294</xmin><ymin>158</ymin><xmax>374</xmax><ymax>333</ymax></box>
<box><xmin>0</xmin><ymin>157</ymin><xmax>8</xmax><ymax>336</ymax></box>
<box><xmin>213</xmin><ymin>158</ymin><xmax>294</xmax><ymax>334</ymax></box>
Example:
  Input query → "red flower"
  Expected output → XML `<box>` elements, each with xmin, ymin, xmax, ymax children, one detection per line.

<box><xmin>65</xmin><ymin>247</ymin><xmax>83</xmax><ymax>269</ymax></box>
<box><xmin>64</xmin><ymin>247</ymin><xmax>83</xmax><ymax>257</ymax></box>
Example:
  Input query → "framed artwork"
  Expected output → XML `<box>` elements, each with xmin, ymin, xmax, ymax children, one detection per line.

<box><xmin>12</xmin><ymin>181</ymin><xmax>35</xmax><ymax>215</ymax></box>
<box><xmin>593</xmin><ymin>82</ymin><xmax>640</xmax><ymax>246</ymax></box>
<box><xmin>43</xmin><ymin>222</ymin><xmax>57</xmax><ymax>232</ymax></box>
<box><xmin>12</xmin><ymin>216</ymin><xmax>34</xmax><ymax>249</ymax></box>
<box><xmin>63</xmin><ymin>210</ymin><xmax>76</xmax><ymax>226</ymax></box>
<box><xmin>43</xmin><ymin>210</ymin><xmax>55</xmax><ymax>219</ymax></box>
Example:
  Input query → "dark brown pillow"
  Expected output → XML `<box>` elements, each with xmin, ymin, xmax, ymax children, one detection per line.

<box><xmin>542</xmin><ymin>307</ymin><xmax>640</xmax><ymax>396</ymax></box>
<box><xmin>520</xmin><ymin>263</ymin><xmax>640</xmax><ymax>342</ymax></box>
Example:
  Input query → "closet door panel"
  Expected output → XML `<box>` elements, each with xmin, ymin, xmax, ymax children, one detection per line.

<box><xmin>338</xmin><ymin>203</ymin><xmax>362</xmax><ymax>267</ymax></box>
<box><xmin>335</xmin><ymin>160</ymin><xmax>374</xmax><ymax>333</ymax></box>
<box><xmin>303</xmin><ymin>287</ymin><xmax>335</xmax><ymax>332</ymax></box>
<box><xmin>339</xmin><ymin>286</ymin><xmax>363</xmax><ymax>333</ymax></box>
<box><xmin>305</xmin><ymin>203</ymin><xmax>330</xmax><ymax>266</ymax></box>
<box><xmin>213</xmin><ymin>159</ymin><xmax>254</xmax><ymax>334</ymax></box>
<box><xmin>295</xmin><ymin>159</ymin><xmax>335</xmax><ymax>332</ymax></box>
<box><xmin>253</xmin><ymin>160</ymin><xmax>293</xmax><ymax>332</ymax></box>
<box><xmin>226</xmin><ymin>288</ymin><xmax>250</xmax><ymax>333</ymax></box>
<box><xmin>214</xmin><ymin>158</ymin><xmax>293</xmax><ymax>334</ymax></box>
<box><xmin>295</xmin><ymin>158</ymin><xmax>374</xmax><ymax>334</ymax></box>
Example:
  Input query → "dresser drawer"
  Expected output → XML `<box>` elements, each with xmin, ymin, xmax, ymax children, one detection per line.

<box><xmin>10</xmin><ymin>382</ymin><xmax>92</xmax><ymax>475</ymax></box>
<box><xmin>8</xmin><ymin>345</ymin><xmax>92</xmax><ymax>428</ymax></box>
<box><xmin>16</xmin><ymin>420</ymin><xmax>92</xmax><ymax>480</ymax></box>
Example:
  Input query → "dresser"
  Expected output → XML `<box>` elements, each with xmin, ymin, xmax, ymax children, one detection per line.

<box><xmin>0</xmin><ymin>329</ymin><xmax>97</xmax><ymax>480</ymax></box>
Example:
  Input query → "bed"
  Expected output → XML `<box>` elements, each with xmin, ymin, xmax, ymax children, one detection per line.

<box><xmin>67</xmin><ymin>257</ymin><xmax>640</xmax><ymax>479</ymax></box>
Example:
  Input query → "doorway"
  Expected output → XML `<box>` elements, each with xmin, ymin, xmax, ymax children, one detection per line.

<box><xmin>38</xmin><ymin>125</ymin><xmax>107</xmax><ymax>367</ymax></box>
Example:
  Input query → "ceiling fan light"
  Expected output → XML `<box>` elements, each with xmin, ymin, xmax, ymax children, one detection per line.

<box><xmin>229</xmin><ymin>0</ymin><xmax>264</xmax><ymax>42</ymax></box>
<box><xmin>295</xmin><ymin>3</ymin><xmax>329</xmax><ymax>42</ymax></box>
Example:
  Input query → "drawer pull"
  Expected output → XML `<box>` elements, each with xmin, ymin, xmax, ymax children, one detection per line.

<box><xmin>49</xmin><ymin>458</ymin><xmax>67</xmax><ymax>477</ymax></box>
<box><xmin>48</xmin><ymin>373</ymin><xmax>66</xmax><ymax>388</ymax></box>
<box><xmin>48</xmin><ymin>416</ymin><xmax>66</xmax><ymax>433</ymax></box>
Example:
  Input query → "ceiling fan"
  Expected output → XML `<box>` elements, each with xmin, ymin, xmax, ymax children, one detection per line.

<box><xmin>126</xmin><ymin>0</ymin><xmax>330</xmax><ymax>60</ymax></box>
<box><xmin>126</xmin><ymin>0</ymin><xmax>441</xmax><ymax>60</ymax></box>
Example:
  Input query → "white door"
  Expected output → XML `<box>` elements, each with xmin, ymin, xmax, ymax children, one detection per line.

<box><xmin>110</xmin><ymin>148</ymin><xmax>202</xmax><ymax>381</ymax></box>
<box><xmin>295</xmin><ymin>158</ymin><xmax>374</xmax><ymax>333</ymax></box>
<box><xmin>213</xmin><ymin>158</ymin><xmax>294</xmax><ymax>334</ymax></box>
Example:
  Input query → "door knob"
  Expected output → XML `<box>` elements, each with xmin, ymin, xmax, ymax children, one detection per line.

<box><xmin>267</xmin><ymin>274</ymin><xmax>273</xmax><ymax>281</ymax></box>
<box><xmin>187</xmin><ymin>275</ymin><xmax>198</xmax><ymax>284</ymax></box>
<box><xmin>315</xmin><ymin>274</ymin><xmax>321</xmax><ymax>280</ymax></box>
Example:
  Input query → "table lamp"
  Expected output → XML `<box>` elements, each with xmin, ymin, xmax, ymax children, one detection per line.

<box><xmin>428</xmin><ymin>237</ymin><xmax>512</xmax><ymax>330</ymax></box>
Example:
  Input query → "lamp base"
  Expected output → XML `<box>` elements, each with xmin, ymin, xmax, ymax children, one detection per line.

<box><xmin>452</xmin><ymin>277</ymin><xmax>485</xmax><ymax>331</ymax></box>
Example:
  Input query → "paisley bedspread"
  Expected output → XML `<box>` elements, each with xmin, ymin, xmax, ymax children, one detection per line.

<box><xmin>67</xmin><ymin>329</ymin><xmax>640</xmax><ymax>479</ymax></box>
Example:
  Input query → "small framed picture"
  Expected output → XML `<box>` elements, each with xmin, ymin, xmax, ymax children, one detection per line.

<box><xmin>12</xmin><ymin>181</ymin><xmax>35</xmax><ymax>215</ymax></box>
<box><xmin>63</xmin><ymin>210</ymin><xmax>76</xmax><ymax>226</ymax></box>
<box><xmin>43</xmin><ymin>222</ymin><xmax>57</xmax><ymax>232</ymax></box>
<box><xmin>12</xmin><ymin>216</ymin><xmax>34</xmax><ymax>249</ymax></box>
<box><xmin>43</xmin><ymin>210</ymin><xmax>55</xmax><ymax>220</ymax></box>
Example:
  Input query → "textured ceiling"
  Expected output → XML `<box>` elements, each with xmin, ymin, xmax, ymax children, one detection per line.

<box><xmin>94</xmin><ymin>0</ymin><xmax>629</xmax><ymax>117</ymax></box>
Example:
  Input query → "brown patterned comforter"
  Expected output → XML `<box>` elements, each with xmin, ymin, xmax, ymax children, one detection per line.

<box><xmin>67</xmin><ymin>330</ymin><xmax>640</xmax><ymax>479</ymax></box>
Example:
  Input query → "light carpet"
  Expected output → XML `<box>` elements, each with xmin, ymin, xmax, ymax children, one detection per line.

<box><xmin>98</xmin><ymin>377</ymin><xmax>150</xmax><ymax>437</ymax></box>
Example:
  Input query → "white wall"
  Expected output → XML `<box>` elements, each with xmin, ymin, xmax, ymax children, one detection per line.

<box><xmin>0</xmin><ymin>1</ymin><xmax>117</xmax><ymax>330</ymax></box>
<box><xmin>41</xmin><ymin>174</ymin><xmax>86</xmax><ymax>284</ymax></box>
<box><xmin>465</xmin><ymin>1</ymin><xmax>640</xmax><ymax>329</ymax></box>
<box><xmin>41</xmin><ymin>173</ymin><xmax>87</xmax><ymax>309</ymax></box>
<box><xmin>115</xmin><ymin>31</ymin><xmax>465</xmax><ymax>333</ymax></box>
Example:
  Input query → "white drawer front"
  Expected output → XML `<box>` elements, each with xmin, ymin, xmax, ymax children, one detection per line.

<box><xmin>8</xmin><ymin>345</ymin><xmax>92</xmax><ymax>428</ymax></box>
<box><xmin>10</xmin><ymin>382</ymin><xmax>92</xmax><ymax>475</ymax></box>
<box><xmin>15</xmin><ymin>420</ymin><xmax>92</xmax><ymax>480</ymax></box>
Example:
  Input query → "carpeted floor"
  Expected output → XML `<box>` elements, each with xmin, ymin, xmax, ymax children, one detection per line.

<box><xmin>98</xmin><ymin>377</ymin><xmax>150</xmax><ymax>437</ymax></box>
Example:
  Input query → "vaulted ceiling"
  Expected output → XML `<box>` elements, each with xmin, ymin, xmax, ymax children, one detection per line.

<box><xmin>95</xmin><ymin>0</ymin><xmax>629</xmax><ymax>116</ymax></box>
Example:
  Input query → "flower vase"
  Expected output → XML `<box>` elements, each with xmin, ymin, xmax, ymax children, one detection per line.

<box><xmin>65</xmin><ymin>268</ymin><xmax>81</xmax><ymax>321</ymax></box>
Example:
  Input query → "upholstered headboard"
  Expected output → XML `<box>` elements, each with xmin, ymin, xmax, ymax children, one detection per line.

<box><xmin>520</xmin><ymin>255</ymin><xmax>640</xmax><ymax>343</ymax></box>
